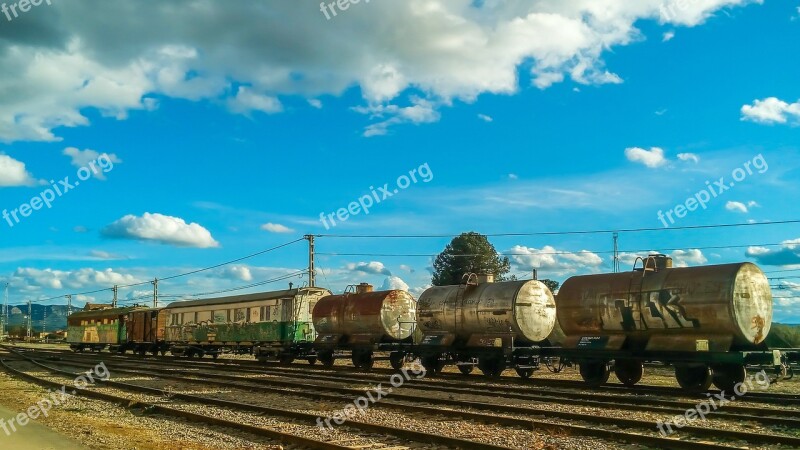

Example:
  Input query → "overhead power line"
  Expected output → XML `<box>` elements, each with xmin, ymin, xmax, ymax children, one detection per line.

<box><xmin>314</xmin><ymin>219</ymin><xmax>800</xmax><ymax>239</ymax></box>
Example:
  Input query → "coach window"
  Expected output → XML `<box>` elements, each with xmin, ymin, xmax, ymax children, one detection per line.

<box><xmin>213</xmin><ymin>310</ymin><xmax>227</xmax><ymax>323</ymax></box>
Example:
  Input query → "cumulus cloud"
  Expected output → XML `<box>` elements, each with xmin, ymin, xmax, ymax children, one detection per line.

<box><xmin>509</xmin><ymin>245</ymin><xmax>603</xmax><ymax>276</ymax></box>
<box><xmin>726</xmin><ymin>201</ymin><xmax>749</xmax><ymax>213</ymax></box>
<box><xmin>399</xmin><ymin>264</ymin><xmax>415</xmax><ymax>273</ymax></box>
<box><xmin>0</xmin><ymin>154</ymin><xmax>40</xmax><ymax>186</ymax></box>
<box><xmin>670</xmin><ymin>249</ymin><xmax>708</xmax><ymax>267</ymax></box>
<box><xmin>746</xmin><ymin>239</ymin><xmax>800</xmax><ymax>266</ymax></box>
<box><xmin>741</xmin><ymin>97</ymin><xmax>800</xmax><ymax>125</ymax></box>
<box><xmin>345</xmin><ymin>261</ymin><xmax>392</xmax><ymax>276</ymax></box>
<box><xmin>508</xmin><ymin>174</ymin><xmax>519</xmax><ymax>180</ymax></box>
<box><xmin>102</xmin><ymin>212</ymin><xmax>220</xmax><ymax>248</ymax></box>
<box><xmin>0</xmin><ymin>1</ymin><xmax>760</xmax><ymax>142</ymax></box>
<box><xmin>677</xmin><ymin>152</ymin><xmax>700</xmax><ymax>163</ymax></box>
<box><xmin>88</xmin><ymin>250</ymin><xmax>126</xmax><ymax>260</ymax></box>
<box><xmin>63</xmin><ymin>147</ymin><xmax>122</xmax><ymax>180</ymax></box>
<box><xmin>625</xmin><ymin>147</ymin><xmax>667</xmax><ymax>168</ymax></box>
<box><xmin>477</xmin><ymin>114</ymin><xmax>493</xmax><ymax>122</ymax></box>
<box><xmin>381</xmin><ymin>276</ymin><xmax>409</xmax><ymax>291</ymax></box>
<box><xmin>662</xmin><ymin>31</ymin><xmax>676</xmax><ymax>42</ymax></box>
<box><xmin>218</xmin><ymin>265</ymin><xmax>253</xmax><ymax>282</ymax></box>
<box><xmin>260</xmin><ymin>222</ymin><xmax>294</xmax><ymax>233</ymax></box>
<box><xmin>11</xmin><ymin>267</ymin><xmax>139</xmax><ymax>291</ymax></box>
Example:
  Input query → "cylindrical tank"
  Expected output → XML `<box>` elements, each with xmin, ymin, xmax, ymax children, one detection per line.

<box><xmin>417</xmin><ymin>279</ymin><xmax>557</xmax><ymax>343</ymax></box>
<box><xmin>312</xmin><ymin>288</ymin><xmax>416</xmax><ymax>341</ymax></box>
<box><xmin>557</xmin><ymin>261</ymin><xmax>773</xmax><ymax>348</ymax></box>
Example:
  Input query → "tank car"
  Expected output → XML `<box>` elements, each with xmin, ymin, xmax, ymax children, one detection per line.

<box><xmin>312</xmin><ymin>283</ymin><xmax>416</xmax><ymax>369</ymax></box>
<box><xmin>163</xmin><ymin>286</ymin><xmax>331</xmax><ymax>361</ymax></box>
<box><xmin>557</xmin><ymin>254</ymin><xmax>785</xmax><ymax>392</ymax></box>
<box><xmin>416</xmin><ymin>273</ymin><xmax>557</xmax><ymax>377</ymax></box>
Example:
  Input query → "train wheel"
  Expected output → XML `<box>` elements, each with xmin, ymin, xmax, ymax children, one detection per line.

<box><xmin>675</xmin><ymin>365</ymin><xmax>713</xmax><ymax>393</ymax></box>
<box><xmin>422</xmin><ymin>355</ymin><xmax>444</xmax><ymax>375</ymax></box>
<box><xmin>389</xmin><ymin>352</ymin><xmax>404</xmax><ymax>370</ymax></box>
<box><xmin>711</xmin><ymin>364</ymin><xmax>746</xmax><ymax>393</ymax></box>
<box><xmin>479</xmin><ymin>357</ymin><xmax>506</xmax><ymax>378</ymax></box>
<box><xmin>579</xmin><ymin>361</ymin><xmax>610</xmax><ymax>386</ymax></box>
<box><xmin>458</xmin><ymin>364</ymin><xmax>474</xmax><ymax>375</ymax></box>
<box><xmin>307</xmin><ymin>357</ymin><xmax>317</xmax><ymax>365</ymax></box>
<box><xmin>212</xmin><ymin>353</ymin><xmax>219</xmax><ymax>360</ymax></box>
<box><xmin>137</xmin><ymin>348</ymin><xmax>147</xmax><ymax>357</ymax></box>
<box><xmin>185</xmin><ymin>350</ymin><xmax>195</xmax><ymax>358</ymax></box>
<box><xmin>319</xmin><ymin>351</ymin><xmax>335</xmax><ymax>368</ymax></box>
<box><xmin>515</xmin><ymin>368</ymin><xmax>534</xmax><ymax>379</ymax></box>
<box><xmin>614</xmin><ymin>360</ymin><xmax>644</xmax><ymax>387</ymax></box>
<box><xmin>280</xmin><ymin>354</ymin><xmax>295</xmax><ymax>365</ymax></box>
<box><xmin>352</xmin><ymin>352</ymin><xmax>374</xmax><ymax>370</ymax></box>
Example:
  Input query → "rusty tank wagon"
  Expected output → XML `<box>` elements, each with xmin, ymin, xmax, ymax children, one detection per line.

<box><xmin>557</xmin><ymin>254</ymin><xmax>787</xmax><ymax>392</ymax></box>
<box><xmin>312</xmin><ymin>283</ymin><xmax>416</xmax><ymax>369</ymax></box>
<box><xmin>416</xmin><ymin>274</ymin><xmax>557</xmax><ymax>377</ymax></box>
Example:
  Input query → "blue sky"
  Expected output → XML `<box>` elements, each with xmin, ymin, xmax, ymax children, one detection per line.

<box><xmin>1</xmin><ymin>1</ymin><xmax>799</xmax><ymax>322</ymax></box>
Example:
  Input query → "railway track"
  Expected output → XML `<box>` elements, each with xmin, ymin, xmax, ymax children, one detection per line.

<box><xmin>10</xmin><ymin>347</ymin><xmax>800</xmax><ymax>449</ymax></box>
<box><xmin>16</xmin><ymin>346</ymin><xmax>800</xmax><ymax>406</ymax></box>
<box><xmin>0</xmin><ymin>350</ymin><xmax>503</xmax><ymax>450</ymax></box>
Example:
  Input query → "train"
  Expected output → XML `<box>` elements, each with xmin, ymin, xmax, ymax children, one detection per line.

<box><xmin>66</xmin><ymin>255</ymin><xmax>799</xmax><ymax>392</ymax></box>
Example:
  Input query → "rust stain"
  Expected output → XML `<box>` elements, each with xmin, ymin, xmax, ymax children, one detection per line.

<box><xmin>751</xmin><ymin>315</ymin><xmax>765</xmax><ymax>343</ymax></box>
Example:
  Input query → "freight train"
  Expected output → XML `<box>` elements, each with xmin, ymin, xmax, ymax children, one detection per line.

<box><xmin>65</xmin><ymin>256</ymin><xmax>799</xmax><ymax>392</ymax></box>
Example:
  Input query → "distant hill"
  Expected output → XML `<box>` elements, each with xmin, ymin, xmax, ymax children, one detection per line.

<box><xmin>3</xmin><ymin>304</ymin><xmax>69</xmax><ymax>333</ymax></box>
<box><xmin>764</xmin><ymin>323</ymin><xmax>800</xmax><ymax>348</ymax></box>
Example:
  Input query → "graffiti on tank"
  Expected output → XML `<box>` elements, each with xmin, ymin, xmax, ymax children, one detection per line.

<box><xmin>485</xmin><ymin>316</ymin><xmax>512</xmax><ymax>332</ymax></box>
<box><xmin>599</xmin><ymin>289</ymin><xmax>700</xmax><ymax>331</ymax></box>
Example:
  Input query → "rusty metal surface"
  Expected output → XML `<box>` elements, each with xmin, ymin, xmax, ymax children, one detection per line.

<box><xmin>417</xmin><ymin>280</ymin><xmax>556</xmax><ymax>343</ymax></box>
<box><xmin>312</xmin><ymin>290</ymin><xmax>417</xmax><ymax>341</ymax></box>
<box><xmin>557</xmin><ymin>262</ymin><xmax>773</xmax><ymax>350</ymax></box>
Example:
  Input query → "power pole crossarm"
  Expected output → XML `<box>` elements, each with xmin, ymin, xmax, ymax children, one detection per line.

<box><xmin>152</xmin><ymin>278</ymin><xmax>158</xmax><ymax>308</ymax></box>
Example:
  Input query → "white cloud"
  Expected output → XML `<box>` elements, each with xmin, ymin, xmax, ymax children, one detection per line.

<box><xmin>0</xmin><ymin>154</ymin><xmax>40</xmax><ymax>186</ymax></box>
<box><xmin>726</xmin><ymin>201</ymin><xmax>749</xmax><ymax>213</ymax></box>
<box><xmin>307</xmin><ymin>99</ymin><xmax>323</xmax><ymax>109</ymax></box>
<box><xmin>73</xmin><ymin>226</ymin><xmax>89</xmax><ymax>233</ymax></box>
<box><xmin>0</xmin><ymin>1</ymin><xmax>760</xmax><ymax>142</ymax></box>
<box><xmin>102</xmin><ymin>212</ymin><xmax>220</xmax><ymax>248</ymax></box>
<box><xmin>227</xmin><ymin>86</ymin><xmax>283</xmax><ymax>115</ymax></box>
<box><xmin>677</xmin><ymin>152</ymin><xmax>700</xmax><ymax>163</ymax></box>
<box><xmin>381</xmin><ymin>276</ymin><xmax>409</xmax><ymax>291</ymax></box>
<box><xmin>509</xmin><ymin>245</ymin><xmax>603</xmax><ymax>276</ymax></box>
<box><xmin>218</xmin><ymin>265</ymin><xmax>253</xmax><ymax>282</ymax></box>
<box><xmin>399</xmin><ymin>264</ymin><xmax>415</xmax><ymax>273</ymax></box>
<box><xmin>748</xmin><ymin>200</ymin><xmax>760</xmax><ymax>208</ymax></box>
<box><xmin>741</xmin><ymin>97</ymin><xmax>800</xmax><ymax>125</ymax></box>
<box><xmin>477</xmin><ymin>114</ymin><xmax>493</xmax><ymax>122</ymax></box>
<box><xmin>260</xmin><ymin>222</ymin><xmax>294</xmax><ymax>233</ymax></box>
<box><xmin>88</xmin><ymin>250</ymin><xmax>125</xmax><ymax>260</ymax></box>
<box><xmin>63</xmin><ymin>147</ymin><xmax>122</xmax><ymax>180</ymax></box>
<box><xmin>625</xmin><ymin>147</ymin><xmax>667</xmax><ymax>168</ymax></box>
<box><xmin>670</xmin><ymin>249</ymin><xmax>707</xmax><ymax>267</ymax></box>
<box><xmin>662</xmin><ymin>31</ymin><xmax>676</xmax><ymax>42</ymax></box>
<box><xmin>508</xmin><ymin>173</ymin><xmax>519</xmax><ymax>180</ymax></box>
<box><xmin>345</xmin><ymin>261</ymin><xmax>392</xmax><ymax>276</ymax></box>
<box><xmin>11</xmin><ymin>267</ymin><xmax>139</xmax><ymax>291</ymax></box>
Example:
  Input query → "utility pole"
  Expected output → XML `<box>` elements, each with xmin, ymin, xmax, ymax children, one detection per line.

<box><xmin>304</xmin><ymin>235</ymin><xmax>316</xmax><ymax>287</ymax></box>
<box><xmin>42</xmin><ymin>307</ymin><xmax>46</xmax><ymax>335</ymax></box>
<box><xmin>27</xmin><ymin>300</ymin><xmax>31</xmax><ymax>340</ymax></box>
<box><xmin>66</xmin><ymin>294</ymin><xmax>72</xmax><ymax>316</ymax></box>
<box><xmin>112</xmin><ymin>285</ymin><xmax>118</xmax><ymax>308</ymax></box>
<box><xmin>2</xmin><ymin>283</ymin><xmax>8</xmax><ymax>339</ymax></box>
<box><xmin>152</xmin><ymin>278</ymin><xmax>158</xmax><ymax>308</ymax></box>
<box><xmin>613</xmin><ymin>232</ymin><xmax>620</xmax><ymax>273</ymax></box>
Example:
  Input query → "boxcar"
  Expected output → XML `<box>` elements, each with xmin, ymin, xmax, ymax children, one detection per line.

<box><xmin>124</xmin><ymin>308</ymin><xmax>168</xmax><ymax>356</ymax></box>
<box><xmin>163</xmin><ymin>287</ymin><xmax>331</xmax><ymax>361</ymax></box>
<box><xmin>67</xmin><ymin>306</ymin><xmax>150</xmax><ymax>352</ymax></box>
